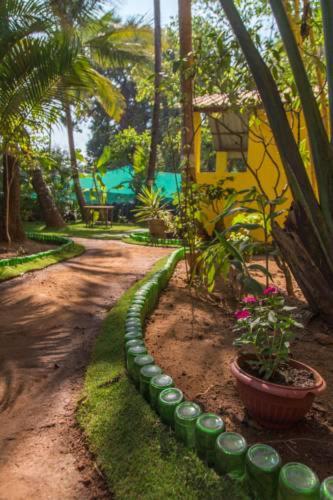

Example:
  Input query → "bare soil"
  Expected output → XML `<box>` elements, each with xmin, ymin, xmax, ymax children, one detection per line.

<box><xmin>0</xmin><ymin>239</ymin><xmax>57</xmax><ymax>260</ymax></box>
<box><xmin>145</xmin><ymin>260</ymin><xmax>333</xmax><ymax>481</ymax></box>
<box><xmin>0</xmin><ymin>239</ymin><xmax>170</xmax><ymax>500</ymax></box>
<box><xmin>257</xmin><ymin>364</ymin><xmax>315</xmax><ymax>388</ymax></box>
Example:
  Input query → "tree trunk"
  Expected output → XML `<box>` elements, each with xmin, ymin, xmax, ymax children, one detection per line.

<box><xmin>31</xmin><ymin>167</ymin><xmax>66</xmax><ymax>229</ymax></box>
<box><xmin>147</xmin><ymin>0</ymin><xmax>162</xmax><ymax>190</ymax></box>
<box><xmin>178</xmin><ymin>0</ymin><xmax>195</xmax><ymax>182</ymax></box>
<box><xmin>321</xmin><ymin>0</ymin><xmax>333</xmax><ymax>143</ymax></box>
<box><xmin>0</xmin><ymin>153</ymin><xmax>25</xmax><ymax>243</ymax></box>
<box><xmin>273</xmin><ymin>206</ymin><xmax>333</xmax><ymax>324</ymax></box>
<box><xmin>64</xmin><ymin>101</ymin><xmax>88</xmax><ymax>222</ymax></box>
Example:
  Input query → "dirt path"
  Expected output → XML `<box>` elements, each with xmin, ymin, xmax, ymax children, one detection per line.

<box><xmin>0</xmin><ymin>239</ymin><xmax>170</xmax><ymax>500</ymax></box>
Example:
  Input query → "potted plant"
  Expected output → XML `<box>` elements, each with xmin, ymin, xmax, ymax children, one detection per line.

<box><xmin>231</xmin><ymin>288</ymin><xmax>326</xmax><ymax>429</ymax></box>
<box><xmin>133</xmin><ymin>187</ymin><xmax>174</xmax><ymax>238</ymax></box>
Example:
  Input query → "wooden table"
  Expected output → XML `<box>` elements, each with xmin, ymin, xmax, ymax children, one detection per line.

<box><xmin>84</xmin><ymin>205</ymin><xmax>114</xmax><ymax>228</ymax></box>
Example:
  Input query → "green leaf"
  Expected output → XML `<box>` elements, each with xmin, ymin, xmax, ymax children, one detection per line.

<box><xmin>224</xmin><ymin>223</ymin><xmax>262</xmax><ymax>233</ymax></box>
<box><xmin>242</xmin><ymin>277</ymin><xmax>264</xmax><ymax>295</ymax></box>
<box><xmin>248</xmin><ymin>263</ymin><xmax>272</xmax><ymax>278</ymax></box>
<box><xmin>268</xmin><ymin>311</ymin><xmax>277</xmax><ymax>323</ymax></box>
<box><xmin>97</xmin><ymin>145</ymin><xmax>112</xmax><ymax>169</ymax></box>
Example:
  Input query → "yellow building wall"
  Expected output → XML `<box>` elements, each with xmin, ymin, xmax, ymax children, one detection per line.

<box><xmin>193</xmin><ymin>110</ymin><xmax>315</xmax><ymax>240</ymax></box>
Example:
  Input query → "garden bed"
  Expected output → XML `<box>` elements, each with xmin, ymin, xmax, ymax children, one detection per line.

<box><xmin>0</xmin><ymin>239</ymin><xmax>57</xmax><ymax>260</ymax></box>
<box><xmin>0</xmin><ymin>233</ymin><xmax>84</xmax><ymax>282</ymax></box>
<box><xmin>78</xmin><ymin>252</ymin><xmax>248</xmax><ymax>499</ymax></box>
<box><xmin>145</xmin><ymin>260</ymin><xmax>333</xmax><ymax>481</ymax></box>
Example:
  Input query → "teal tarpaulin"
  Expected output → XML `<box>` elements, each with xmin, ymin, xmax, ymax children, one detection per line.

<box><xmin>80</xmin><ymin>166</ymin><xmax>181</xmax><ymax>204</ymax></box>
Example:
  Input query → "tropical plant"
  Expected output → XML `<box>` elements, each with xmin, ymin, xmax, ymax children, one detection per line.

<box><xmin>0</xmin><ymin>0</ymin><xmax>103</xmax><ymax>241</ymax></box>
<box><xmin>133</xmin><ymin>187</ymin><xmax>169</xmax><ymax>223</ymax></box>
<box><xmin>197</xmin><ymin>231</ymin><xmax>267</xmax><ymax>297</ymax></box>
<box><xmin>50</xmin><ymin>2</ymin><xmax>153</xmax><ymax>221</ymax></box>
<box><xmin>218</xmin><ymin>0</ymin><xmax>333</xmax><ymax>324</ymax></box>
<box><xmin>233</xmin><ymin>288</ymin><xmax>303</xmax><ymax>381</ymax></box>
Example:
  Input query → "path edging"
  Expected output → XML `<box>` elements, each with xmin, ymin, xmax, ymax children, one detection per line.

<box><xmin>0</xmin><ymin>233</ymin><xmax>74</xmax><ymax>268</ymax></box>
<box><xmin>78</xmin><ymin>250</ymin><xmax>245</xmax><ymax>499</ymax></box>
<box><xmin>124</xmin><ymin>232</ymin><xmax>183</xmax><ymax>248</ymax></box>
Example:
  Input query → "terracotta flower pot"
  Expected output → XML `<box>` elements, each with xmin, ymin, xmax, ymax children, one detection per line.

<box><xmin>148</xmin><ymin>219</ymin><xmax>167</xmax><ymax>238</ymax></box>
<box><xmin>231</xmin><ymin>355</ymin><xmax>326</xmax><ymax>429</ymax></box>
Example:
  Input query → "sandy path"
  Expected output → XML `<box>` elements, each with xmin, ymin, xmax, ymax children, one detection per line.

<box><xmin>0</xmin><ymin>239</ymin><xmax>170</xmax><ymax>500</ymax></box>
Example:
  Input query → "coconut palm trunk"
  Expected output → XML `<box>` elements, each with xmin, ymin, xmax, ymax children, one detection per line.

<box><xmin>31</xmin><ymin>167</ymin><xmax>66</xmax><ymax>229</ymax></box>
<box><xmin>64</xmin><ymin>101</ymin><xmax>88</xmax><ymax>222</ymax></box>
<box><xmin>0</xmin><ymin>152</ymin><xmax>25</xmax><ymax>243</ymax></box>
<box><xmin>178</xmin><ymin>0</ymin><xmax>195</xmax><ymax>182</ymax></box>
<box><xmin>147</xmin><ymin>0</ymin><xmax>162</xmax><ymax>190</ymax></box>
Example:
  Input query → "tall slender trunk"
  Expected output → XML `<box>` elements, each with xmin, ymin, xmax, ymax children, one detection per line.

<box><xmin>321</xmin><ymin>0</ymin><xmax>333</xmax><ymax>143</ymax></box>
<box><xmin>64</xmin><ymin>101</ymin><xmax>88</xmax><ymax>222</ymax></box>
<box><xmin>0</xmin><ymin>152</ymin><xmax>25</xmax><ymax>243</ymax></box>
<box><xmin>31</xmin><ymin>167</ymin><xmax>66</xmax><ymax>229</ymax></box>
<box><xmin>178</xmin><ymin>0</ymin><xmax>195</xmax><ymax>182</ymax></box>
<box><xmin>147</xmin><ymin>0</ymin><xmax>162</xmax><ymax>190</ymax></box>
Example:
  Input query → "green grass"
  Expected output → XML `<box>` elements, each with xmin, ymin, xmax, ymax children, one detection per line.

<box><xmin>123</xmin><ymin>236</ymin><xmax>182</xmax><ymax>248</ymax></box>
<box><xmin>24</xmin><ymin>221</ymin><xmax>142</xmax><ymax>240</ymax></box>
<box><xmin>77</xmin><ymin>256</ymin><xmax>249</xmax><ymax>500</ymax></box>
<box><xmin>0</xmin><ymin>242</ymin><xmax>84</xmax><ymax>282</ymax></box>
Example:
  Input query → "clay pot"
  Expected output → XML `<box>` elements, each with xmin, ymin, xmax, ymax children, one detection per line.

<box><xmin>231</xmin><ymin>355</ymin><xmax>326</xmax><ymax>429</ymax></box>
<box><xmin>148</xmin><ymin>219</ymin><xmax>167</xmax><ymax>238</ymax></box>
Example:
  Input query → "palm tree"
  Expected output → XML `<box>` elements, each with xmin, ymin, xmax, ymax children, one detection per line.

<box><xmin>178</xmin><ymin>0</ymin><xmax>195</xmax><ymax>182</ymax></box>
<box><xmin>0</xmin><ymin>0</ymin><xmax>80</xmax><ymax>241</ymax></box>
<box><xmin>31</xmin><ymin>166</ymin><xmax>66</xmax><ymax>228</ymax></box>
<box><xmin>147</xmin><ymin>0</ymin><xmax>162</xmax><ymax>190</ymax></box>
<box><xmin>0</xmin><ymin>0</ymin><xmax>138</xmax><ymax>241</ymax></box>
<box><xmin>50</xmin><ymin>2</ymin><xmax>153</xmax><ymax>221</ymax></box>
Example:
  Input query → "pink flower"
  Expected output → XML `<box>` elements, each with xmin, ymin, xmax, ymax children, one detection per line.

<box><xmin>235</xmin><ymin>309</ymin><xmax>251</xmax><ymax>320</ymax></box>
<box><xmin>242</xmin><ymin>295</ymin><xmax>257</xmax><ymax>304</ymax></box>
<box><xmin>263</xmin><ymin>286</ymin><xmax>279</xmax><ymax>295</ymax></box>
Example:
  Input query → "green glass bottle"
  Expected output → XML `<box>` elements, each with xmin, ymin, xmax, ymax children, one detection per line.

<box><xmin>140</xmin><ymin>365</ymin><xmax>162</xmax><ymax>401</ymax></box>
<box><xmin>246</xmin><ymin>444</ymin><xmax>281</xmax><ymax>500</ymax></box>
<box><xmin>127</xmin><ymin>305</ymin><xmax>142</xmax><ymax>316</ymax></box>
<box><xmin>125</xmin><ymin>324</ymin><xmax>142</xmax><ymax>334</ymax></box>
<box><xmin>195</xmin><ymin>413</ymin><xmax>225</xmax><ymax>466</ymax></box>
<box><xmin>126</xmin><ymin>315</ymin><xmax>141</xmax><ymax>324</ymax></box>
<box><xmin>124</xmin><ymin>331</ymin><xmax>143</xmax><ymax>343</ymax></box>
<box><xmin>215</xmin><ymin>432</ymin><xmax>247</xmax><ymax>477</ymax></box>
<box><xmin>174</xmin><ymin>401</ymin><xmax>202</xmax><ymax>449</ymax></box>
<box><xmin>158</xmin><ymin>388</ymin><xmax>184</xmax><ymax>427</ymax></box>
<box><xmin>149</xmin><ymin>374</ymin><xmax>174</xmax><ymax>410</ymax></box>
<box><xmin>131</xmin><ymin>298</ymin><xmax>146</xmax><ymax>307</ymax></box>
<box><xmin>126</xmin><ymin>318</ymin><xmax>142</xmax><ymax>329</ymax></box>
<box><xmin>125</xmin><ymin>338</ymin><xmax>144</xmax><ymax>353</ymax></box>
<box><xmin>126</xmin><ymin>310</ymin><xmax>141</xmax><ymax>319</ymax></box>
<box><xmin>127</xmin><ymin>345</ymin><xmax>147</xmax><ymax>375</ymax></box>
<box><xmin>133</xmin><ymin>355</ymin><xmax>154</xmax><ymax>387</ymax></box>
<box><xmin>321</xmin><ymin>477</ymin><xmax>333</xmax><ymax>499</ymax></box>
<box><xmin>278</xmin><ymin>463</ymin><xmax>320</xmax><ymax>500</ymax></box>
